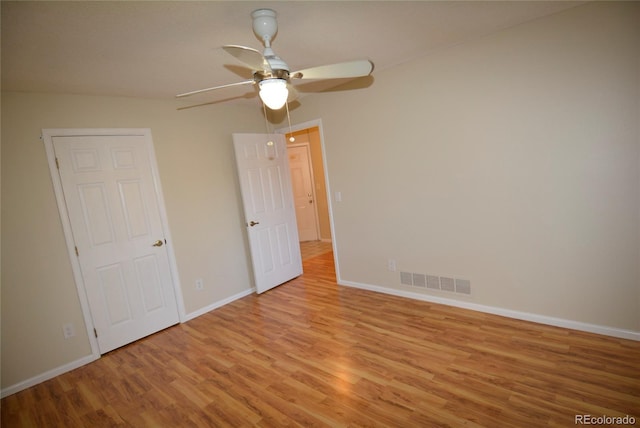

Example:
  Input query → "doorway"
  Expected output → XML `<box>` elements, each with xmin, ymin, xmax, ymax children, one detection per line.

<box><xmin>285</xmin><ymin>126</ymin><xmax>332</xmax><ymax>241</ymax></box>
<box><xmin>288</xmin><ymin>143</ymin><xmax>320</xmax><ymax>242</ymax></box>
<box><xmin>279</xmin><ymin>121</ymin><xmax>335</xmax><ymax>265</ymax></box>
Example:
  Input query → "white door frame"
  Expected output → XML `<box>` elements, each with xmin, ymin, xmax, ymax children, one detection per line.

<box><xmin>276</xmin><ymin>119</ymin><xmax>339</xmax><ymax>272</ymax></box>
<box><xmin>288</xmin><ymin>142</ymin><xmax>321</xmax><ymax>241</ymax></box>
<box><xmin>42</xmin><ymin>128</ymin><xmax>186</xmax><ymax>359</ymax></box>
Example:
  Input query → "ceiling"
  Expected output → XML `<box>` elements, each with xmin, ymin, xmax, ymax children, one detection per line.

<box><xmin>2</xmin><ymin>1</ymin><xmax>583</xmax><ymax>107</ymax></box>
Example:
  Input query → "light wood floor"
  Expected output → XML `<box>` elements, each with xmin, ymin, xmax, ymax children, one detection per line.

<box><xmin>2</xmin><ymin>252</ymin><xmax>639</xmax><ymax>427</ymax></box>
<box><xmin>300</xmin><ymin>240</ymin><xmax>332</xmax><ymax>260</ymax></box>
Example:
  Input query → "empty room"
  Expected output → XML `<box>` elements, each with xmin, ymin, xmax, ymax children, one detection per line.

<box><xmin>1</xmin><ymin>1</ymin><xmax>639</xmax><ymax>426</ymax></box>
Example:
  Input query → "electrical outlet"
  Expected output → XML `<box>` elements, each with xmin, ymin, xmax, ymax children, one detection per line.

<box><xmin>388</xmin><ymin>259</ymin><xmax>397</xmax><ymax>272</ymax></box>
<box><xmin>63</xmin><ymin>323</ymin><xmax>76</xmax><ymax>339</ymax></box>
<box><xmin>195</xmin><ymin>279</ymin><xmax>204</xmax><ymax>290</ymax></box>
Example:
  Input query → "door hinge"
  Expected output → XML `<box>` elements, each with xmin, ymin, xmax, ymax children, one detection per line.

<box><xmin>55</xmin><ymin>157</ymin><xmax>60</xmax><ymax>169</ymax></box>
<box><xmin>94</xmin><ymin>328</ymin><xmax>98</xmax><ymax>338</ymax></box>
<box><xmin>75</xmin><ymin>246</ymin><xmax>79</xmax><ymax>256</ymax></box>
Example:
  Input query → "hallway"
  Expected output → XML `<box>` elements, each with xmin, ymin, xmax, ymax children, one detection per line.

<box><xmin>299</xmin><ymin>240</ymin><xmax>332</xmax><ymax>260</ymax></box>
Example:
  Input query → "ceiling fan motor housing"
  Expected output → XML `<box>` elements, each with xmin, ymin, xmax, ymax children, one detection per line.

<box><xmin>251</xmin><ymin>9</ymin><xmax>289</xmax><ymax>73</ymax></box>
<box><xmin>252</xmin><ymin>9</ymin><xmax>278</xmax><ymax>44</ymax></box>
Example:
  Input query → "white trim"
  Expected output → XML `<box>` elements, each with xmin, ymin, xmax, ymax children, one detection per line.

<box><xmin>1</xmin><ymin>354</ymin><xmax>99</xmax><ymax>399</ymax></box>
<box><xmin>183</xmin><ymin>288</ymin><xmax>255</xmax><ymax>321</ymax></box>
<box><xmin>339</xmin><ymin>279</ymin><xmax>640</xmax><ymax>342</ymax></box>
<box><xmin>41</xmin><ymin>128</ymin><xmax>186</xmax><ymax>359</ymax></box>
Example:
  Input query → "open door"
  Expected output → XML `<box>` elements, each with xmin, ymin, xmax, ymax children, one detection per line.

<box><xmin>233</xmin><ymin>133</ymin><xmax>303</xmax><ymax>293</ymax></box>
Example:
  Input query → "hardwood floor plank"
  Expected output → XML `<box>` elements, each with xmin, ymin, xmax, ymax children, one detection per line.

<box><xmin>2</xmin><ymin>251</ymin><xmax>639</xmax><ymax>427</ymax></box>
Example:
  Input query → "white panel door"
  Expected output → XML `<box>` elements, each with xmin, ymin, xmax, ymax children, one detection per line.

<box><xmin>233</xmin><ymin>133</ymin><xmax>302</xmax><ymax>294</ymax></box>
<box><xmin>52</xmin><ymin>134</ymin><xmax>179</xmax><ymax>354</ymax></box>
<box><xmin>288</xmin><ymin>145</ymin><xmax>319</xmax><ymax>241</ymax></box>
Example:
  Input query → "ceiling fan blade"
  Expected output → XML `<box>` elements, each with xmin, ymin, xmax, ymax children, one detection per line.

<box><xmin>287</xmin><ymin>83</ymin><xmax>299</xmax><ymax>102</ymax></box>
<box><xmin>176</xmin><ymin>80</ymin><xmax>255</xmax><ymax>98</ymax></box>
<box><xmin>291</xmin><ymin>60</ymin><xmax>374</xmax><ymax>80</ymax></box>
<box><xmin>223</xmin><ymin>45</ymin><xmax>271</xmax><ymax>72</ymax></box>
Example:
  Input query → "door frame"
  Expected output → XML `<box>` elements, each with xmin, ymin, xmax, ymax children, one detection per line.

<box><xmin>276</xmin><ymin>119</ymin><xmax>340</xmax><ymax>272</ymax></box>
<box><xmin>288</xmin><ymin>142</ymin><xmax>321</xmax><ymax>241</ymax></box>
<box><xmin>42</xmin><ymin>128</ymin><xmax>186</xmax><ymax>359</ymax></box>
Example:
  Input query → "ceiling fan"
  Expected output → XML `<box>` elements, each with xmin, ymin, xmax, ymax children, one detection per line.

<box><xmin>176</xmin><ymin>8</ymin><xmax>374</xmax><ymax>110</ymax></box>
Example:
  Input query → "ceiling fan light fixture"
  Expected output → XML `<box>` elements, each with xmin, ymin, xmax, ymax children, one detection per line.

<box><xmin>259</xmin><ymin>79</ymin><xmax>288</xmax><ymax>110</ymax></box>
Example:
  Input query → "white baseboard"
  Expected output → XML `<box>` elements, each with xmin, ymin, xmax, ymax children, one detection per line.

<box><xmin>1</xmin><ymin>353</ymin><xmax>99</xmax><ymax>399</ymax></box>
<box><xmin>5</xmin><ymin>280</ymin><xmax>635</xmax><ymax>399</ymax></box>
<box><xmin>338</xmin><ymin>279</ymin><xmax>640</xmax><ymax>342</ymax></box>
<box><xmin>183</xmin><ymin>288</ymin><xmax>255</xmax><ymax>322</ymax></box>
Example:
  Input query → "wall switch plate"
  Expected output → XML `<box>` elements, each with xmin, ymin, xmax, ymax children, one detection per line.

<box><xmin>63</xmin><ymin>323</ymin><xmax>76</xmax><ymax>339</ymax></box>
<box><xmin>388</xmin><ymin>259</ymin><xmax>397</xmax><ymax>272</ymax></box>
<box><xmin>195</xmin><ymin>279</ymin><xmax>204</xmax><ymax>290</ymax></box>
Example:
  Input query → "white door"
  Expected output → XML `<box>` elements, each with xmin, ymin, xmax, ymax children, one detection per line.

<box><xmin>288</xmin><ymin>144</ymin><xmax>320</xmax><ymax>242</ymax></box>
<box><xmin>233</xmin><ymin>133</ymin><xmax>302</xmax><ymax>294</ymax></box>
<box><xmin>51</xmin><ymin>132</ymin><xmax>179</xmax><ymax>354</ymax></box>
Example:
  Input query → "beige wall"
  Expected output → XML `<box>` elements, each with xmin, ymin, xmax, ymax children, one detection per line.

<box><xmin>1</xmin><ymin>93</ymin><xmax>263</xmax><ymax>388</ymax></box>
<box><xmin>291</xmin><ymin>2</ymin><xmax>640</xmax><ymax>332</ymax></box>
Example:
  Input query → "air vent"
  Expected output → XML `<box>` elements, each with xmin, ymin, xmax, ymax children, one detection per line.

<box><xmin>440</xmin><ymin>276</ymin><xmax>455</xmax><ymax>292</ymax></box>
<box><xmin>426</xmin><ymin>275</ymin><xmax>440</xmax><ymax>290</ymax></box>
<box><xmin>455</xmin><ymin>278</ymin><xmax>471</xmax><ymax>295</ymax></box>
<box><xmin>412</xmin><ymin>273</ymin><xmax>426</xmax><ymax>287</ymax></box>
<box><xmin>400</xmin><ymin>271</ymin><xmax>470</xmax><ymax>295</ymax></box>
<box><xmin>400</xmin><ymin>271</ymin><xmax>413</xmax><ymax>286</ymax></box>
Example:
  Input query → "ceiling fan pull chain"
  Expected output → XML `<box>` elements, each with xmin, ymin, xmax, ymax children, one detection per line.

<box><xmin>286</xmin><ymin>102</ymin><xmax>295</xmax><ymax>143</ymax></box>
<box><xmin>262</xmin><ymin>101</ymin><xmax>274</xmax><ymax>145</ymax></box>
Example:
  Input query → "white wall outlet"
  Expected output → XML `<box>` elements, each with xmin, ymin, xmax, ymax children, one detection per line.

<box><xmin>195</xmin><ymin>278</ymin><xmax>204</xmax><ymax>290</ymax></box>
<box><xmin>334</xmin><ymin>191</ymin><xmax>342</xmax><ymax>202</ymax></box>
<box><xmin>63</xmin><ymin>323</ymin><xmax>76</xmax><ymax>339</ymax></box>
<box><xmin>388</xmin><ymin>259</ymin><xmax>397</xmax><ymax>272</ymax></box>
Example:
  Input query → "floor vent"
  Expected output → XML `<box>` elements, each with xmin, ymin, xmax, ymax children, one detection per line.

<box><xmin>400</xmin><ymin>271</ymin><xmax>471</xmax><ymax>295</ymax></box>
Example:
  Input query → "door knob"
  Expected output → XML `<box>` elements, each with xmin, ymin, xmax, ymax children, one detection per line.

<box><xmin>152</xmin><ymin>240</ymin><xmax>164</xmax><ymax>247</ymax></box>
<box><xmin>249</xmin><ymin>221</ymin><xmax>260</xmax><ymax>227</ymax></box>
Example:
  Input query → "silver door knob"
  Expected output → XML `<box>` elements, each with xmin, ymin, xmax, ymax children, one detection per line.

<box><xmin>152</xmin><ymin>240</ymin><xmax>163</xmax><ymax>247</ymax></box>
